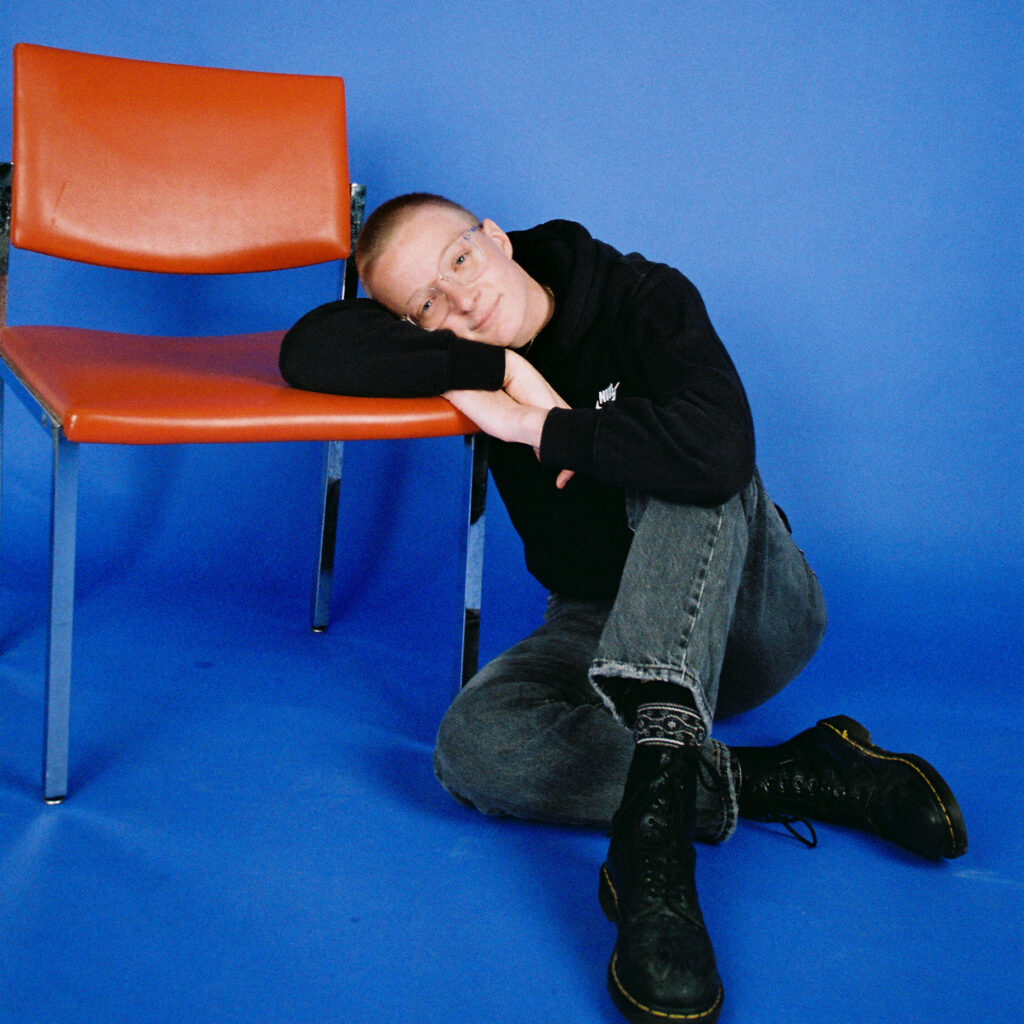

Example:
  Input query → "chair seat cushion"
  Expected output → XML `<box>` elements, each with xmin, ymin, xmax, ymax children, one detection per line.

<box><xmin>0</xmin><ymin>325</ymin><xmax>474</xmax><ymax>444</ymax></box>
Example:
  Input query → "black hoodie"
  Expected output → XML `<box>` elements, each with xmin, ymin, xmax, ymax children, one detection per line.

<box><xmin>279</xmin><ymin>219</ymin><xmax>754</xmax><ymax>598</ymax></box>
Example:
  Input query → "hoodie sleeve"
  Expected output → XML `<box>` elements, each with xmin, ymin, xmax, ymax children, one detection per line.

<box><xmin>537</xmin><ymin>269</ymin><xmax>755</xmax><ymax>505</ymax></box>
<box><xmin>278</xmin><ymin>298</ymin><xmax>506</xmax><ymax>398</ymax></box>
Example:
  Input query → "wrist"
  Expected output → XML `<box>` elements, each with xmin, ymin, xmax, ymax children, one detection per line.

<box><xmin>517</xmin><ymin>405</ymin><xmax>549</xmax><ymax>449</ymax></box>
<box><xmin>503</xmin><ymin>348</ymin><xmax>522</xmax><ymax>390</ymax></box>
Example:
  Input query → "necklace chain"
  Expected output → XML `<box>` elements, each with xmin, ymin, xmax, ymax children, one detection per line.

<box><xmin>520</xmin><ymin>285</ymin><xmax>554</xmax><ymax>354</ymax></box>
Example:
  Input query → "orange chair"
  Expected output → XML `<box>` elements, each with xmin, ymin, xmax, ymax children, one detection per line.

<box><xmin>0</xmin><ymin>44</ymin><xmax>487</xmax><ymax>802</ymax></box>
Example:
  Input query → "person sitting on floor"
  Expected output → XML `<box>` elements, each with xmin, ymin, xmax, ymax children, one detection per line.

<box><xmin>279</xmin><ymin>192</ymin><xmax>968</xmax><ymax>1024</ymax></box>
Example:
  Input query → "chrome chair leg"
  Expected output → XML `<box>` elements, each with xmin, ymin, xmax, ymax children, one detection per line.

<box><xmin>310</xmin><ymin>439</ymin><xmax>343</xmax><ymax>632</ymax></box>
<box><xmin>43</xmin><ymin>429</ymin><xmax>79</xmax><ymax>803</ymax></box>
<box><xmin>308</xmin><ymin>185</ymin><xmax>364</xmax><ymax>634</ymax></box>
<box><xmin>457</xmin><ymin>434</ymin><xmax>488</xmax><ymax>691</ymax></box>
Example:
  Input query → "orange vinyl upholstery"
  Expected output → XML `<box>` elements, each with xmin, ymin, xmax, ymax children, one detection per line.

<box><xmin>11</xmin><ymin>44</ymin><xmax>351</xmax><ymax>273</ymax></box>
<box><xmin>0</xmin><ymin>325</ymin><xmax>473</xmax><ymax>444</ymax></box>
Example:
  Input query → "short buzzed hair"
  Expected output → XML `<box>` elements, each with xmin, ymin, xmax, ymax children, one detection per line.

<box><xmin>355</xmin><ymin>192</ymin><xmax>480</xmax><ymax>284</ymax></box>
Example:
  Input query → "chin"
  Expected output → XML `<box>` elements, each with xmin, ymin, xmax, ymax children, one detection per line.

<box><xmin>476</xmin><ymin>323</ymin><xmax>516</xmax><ymax>348</ymax></box>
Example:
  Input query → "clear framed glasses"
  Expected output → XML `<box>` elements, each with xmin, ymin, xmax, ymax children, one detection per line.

<box><xmin>404</xmin><ymin>224</ymin><xmax>485</xmax><ymax>330</ymax></box>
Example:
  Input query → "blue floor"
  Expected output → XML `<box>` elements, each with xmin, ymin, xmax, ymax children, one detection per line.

<box><xmin>0</xmin><ymin>443</ymin><xmax>1020</xmax><ymax>1024</ymax></box>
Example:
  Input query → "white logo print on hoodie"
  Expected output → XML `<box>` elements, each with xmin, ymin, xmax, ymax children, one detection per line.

<box><xmin>596</xmin><ymin>381</ymin><xmax>620</xmax><ymax>408</ymax></box>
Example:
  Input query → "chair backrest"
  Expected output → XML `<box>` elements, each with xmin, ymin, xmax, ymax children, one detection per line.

<box><xmin>11</xmin><ymin>43</ymin><xmax>351</xmax><ymax>274</ymax></box>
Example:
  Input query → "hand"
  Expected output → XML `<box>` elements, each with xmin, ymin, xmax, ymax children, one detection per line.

<box><xmin>443</xmin><ymin>387</ymin><xmax>547</xmax><ymax>448</ymax></box>
<box><xmin>501</xmin><ymin>351</ymin><xmax>575</xmax><ymax>488</ymax></box>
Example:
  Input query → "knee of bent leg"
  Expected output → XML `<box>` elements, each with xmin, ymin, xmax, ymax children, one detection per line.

<box><xmin>433</xmin><ymin>689</ymin><xmax>479</xmax><ymax>783</ymax></box>
<box><xmin>433</xmin><ymin>683</ymin><xmax>512</xmax><ymax>809</ymax></box>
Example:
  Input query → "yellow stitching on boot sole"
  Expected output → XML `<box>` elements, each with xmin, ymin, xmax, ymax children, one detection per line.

<box><xmin>820</xmin><ymin>720</ymin><xmax>958</xmax><ymax>854</ymax></box>
<box><xmin>602</xmin><ymin>867</ymin><xmax>723</xmax><ymax>1021</ymax></box>
<box><xmin>609</xmin><ymin>953</ymin><xmax>724</xmax><ymax>1021</ymax></box>
<box><xmin>602</xmin><ymin>865</ymin><xmax>619</xmax><ymax>909</ymax></box>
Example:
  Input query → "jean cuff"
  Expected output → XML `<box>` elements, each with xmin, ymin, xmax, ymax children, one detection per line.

<box><xmin>588</xmin><ymin>657</ymin><xmax>715</xmax><ymax>736</ymax></box>
<box><xmin>694</xmin><ymin>739</ymin><xmax>739</xmax><ymax>844</ymax></box>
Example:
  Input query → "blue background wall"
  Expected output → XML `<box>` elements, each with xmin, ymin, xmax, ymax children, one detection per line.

<box><xmin>4</xmin><ymin>2</ymin><xmax>1019</xmax><ymax>671</ymax></box>
<box><xmin>1</xmin><ymin>1</ymin><xmax>1019</xmax><ymax>657</ymax></box>
<box><xmin>0</xmin><ymin>3</ymin><xmax>1020</xmax><ymax>1023</ymax></box>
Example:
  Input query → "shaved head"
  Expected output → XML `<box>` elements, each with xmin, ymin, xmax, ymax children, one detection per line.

<box><xmin>355</xmin><ymin>193</ymin><xmax>479</xmax><ymax>287</ymax></box>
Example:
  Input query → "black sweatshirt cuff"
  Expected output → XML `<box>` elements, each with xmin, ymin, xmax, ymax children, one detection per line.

<box><xmin>538</xmin><ymin>406</ymin><xmax>601</xmax><ymax>476</ymax></box>
<box><xmin>447</xmin><ymin>338</ymin><xmax>506</xmax><ymax>391</ymax></box>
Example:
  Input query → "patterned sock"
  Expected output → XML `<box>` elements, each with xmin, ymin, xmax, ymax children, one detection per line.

<box><xmin>623</xmin><ymin>681</ymin><xmax>707</xmax><ymax>749</ymax></box>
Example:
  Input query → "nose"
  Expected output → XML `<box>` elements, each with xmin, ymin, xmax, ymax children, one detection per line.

<box><xmin>443</xmin><ymin>279</ymin><xmax>477</xmax><ymax>314</ymax></box>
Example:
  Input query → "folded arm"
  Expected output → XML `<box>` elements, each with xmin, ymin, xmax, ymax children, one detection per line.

<box><xmin>445</xmin><ymin>350</ymin><xmax>575</xmax><ymax>489</ymax></box>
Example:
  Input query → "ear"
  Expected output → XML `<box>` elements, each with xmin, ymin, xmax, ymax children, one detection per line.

<box><xmin>480</xmin><ymin>218</ymin><xmax>514</xmax><ymax>258</ymax></box>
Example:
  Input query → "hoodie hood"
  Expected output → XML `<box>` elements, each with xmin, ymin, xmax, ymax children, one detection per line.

<box><xmin>508</xmin><ymin>219</ymin><xmax>627</xmax><ymax>366</ymax></box>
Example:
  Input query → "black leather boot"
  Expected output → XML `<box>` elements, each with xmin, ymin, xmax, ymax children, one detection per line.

<box><xmin>600</xmin><ymin>743</ymin><xmax>723</xmax><ymax>1024</ymax></box>
<box><xmin>733</xmin><ymin>714</ymin><xmax>967</xmax><ymax>859</ymax></box>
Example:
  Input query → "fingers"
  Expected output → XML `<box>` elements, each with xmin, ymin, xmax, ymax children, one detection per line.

<box><xmin>533</xmin><ymin>449</ymin><xmax>574</xmax><ymax>489</ymax></box>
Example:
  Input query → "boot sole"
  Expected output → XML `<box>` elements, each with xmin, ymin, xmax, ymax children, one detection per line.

<box><xmin>819</xmin><ymin>715</ymin><xmax>968</xmax><ymax>858</ymax></box>
<box><xmin>599</xmin><ymin>865</ymin><xmax>724</xmax><ymax>1024</ymax></box>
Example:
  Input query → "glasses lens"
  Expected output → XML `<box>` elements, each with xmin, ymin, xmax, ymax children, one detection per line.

<box><xmin>408</xmin><ymin>289</ymin><xmax>448</xmax><ymax>329</ymax></box>
<box><xmin>440</xmin><ymin>228</ymin><xmax>484</xmax><ymax>286</ymax></box>
<box><xmin>406</xmin><ymin>227</ymin><xmax>485</xmax><ymax>330</ymax></box>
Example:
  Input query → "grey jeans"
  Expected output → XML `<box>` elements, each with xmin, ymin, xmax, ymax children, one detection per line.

<box><xmin>433</xmin><ymin>469</ymin><xmax>827</xmax><ymax>843</ymax></box>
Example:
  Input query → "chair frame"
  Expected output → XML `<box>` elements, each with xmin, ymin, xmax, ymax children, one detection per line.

<box><xmin>0</xmin><ymin>147</ymin><xmax>485</xmax><ymax>803</ymax></box>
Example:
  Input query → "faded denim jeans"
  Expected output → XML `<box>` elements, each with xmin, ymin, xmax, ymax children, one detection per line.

<box><xmin>433</xmin><ymin>468</ymin><xmax>827</xmax><ymax>843</ymax></box>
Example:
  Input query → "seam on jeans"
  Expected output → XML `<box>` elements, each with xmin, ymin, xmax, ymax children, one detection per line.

<box><xmin>674</xmin><ymin>505</ymin><xmax>724</xmax><ymax>706</ymax></box>
<box><xmin>588</xmin><ymin>500</ymin><xmax>727</xmax><ymax>745</ymax></box>
<box><xmin>588</xmin><ymin>671</ymin><xmax>629</xmax><ymax>726</ymax></box>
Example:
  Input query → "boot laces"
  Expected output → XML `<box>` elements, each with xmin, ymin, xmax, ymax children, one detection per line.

<box><xmin>621</xmin><ymin>748</ymin><xmax>718</xmax><ymax>922</ymax></box>
<box><xmin>751</xmin><ymin>746</ymin><xmax>876</xmax><ymax>845</ymax></box>
<box><xmin>757</xmin><ymin>750</ymin><xmax>873</xmax><ymax>808</ymax></box>
<box><xmin>631</xmin><ymin>790</ymin><xmax>701</xmax><ymax>924</ymax></box>
<box><xmin>771</xmin><ymin>814</ymin><xmax>818</xmax><ymax>848</ymax></box>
